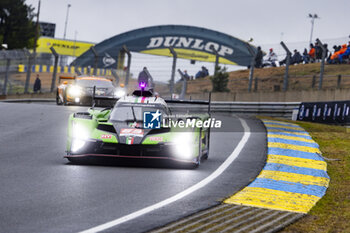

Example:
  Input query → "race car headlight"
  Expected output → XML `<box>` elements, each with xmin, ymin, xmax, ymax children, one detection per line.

<box><xmin>72</xmin><ymin>122</ymin><xmax>89</xmax><ymax>140</ymax></box>
<box><xmin>172</xmin><ymin>132</ymin><xmax>195</xmax><ymax>159</ymax></box>
<box><xmin>68</xmin><ymin>85</ymin><xmax>82</xmax><ymax>97</ymax></box>
<box><xmin>114</xmin><ymin>89</ymin><xmax>126</xmax><ymax>98</ymax></box>
<box><xmin>71</xmin><ymin>122</ymin><xmax>89</xmax><ymax>152</ymax></box>
<box><xmin>71</xmin><ymin>139</ymin><xmax>86</xmax><ymax>152</ymax></box>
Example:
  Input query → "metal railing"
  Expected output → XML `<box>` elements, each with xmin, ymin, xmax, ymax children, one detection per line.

<box><xmin>167</xmin><ymin>101</ymin><xmax>300</xmax><ymax>118</ymax></box>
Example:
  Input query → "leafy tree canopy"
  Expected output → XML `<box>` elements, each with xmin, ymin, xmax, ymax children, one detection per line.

<box><xmin>0</xmin><ymin>0</ymin><xmax>36</xmax><ymax>49</ymax></box>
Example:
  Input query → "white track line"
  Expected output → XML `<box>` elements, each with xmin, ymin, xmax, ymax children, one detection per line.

<box><xmin>79</xmin><ymin>118</ymin><xmax>251</xmax><ymax>233</ymax></box>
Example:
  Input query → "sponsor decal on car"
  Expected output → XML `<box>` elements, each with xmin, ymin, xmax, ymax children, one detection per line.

<box><xmin>101</xmin><ymin>134</ymin><xmax>112</xmax><ymax>139</ymax></box>
<box><xmin>129</xmin><ymin>122</ymin><xmax>140</xmax><ymax>128</ymax></box>
<box><xmin>120</xmin><ymin>128</ymin><xmax>144</xmax><ymax>137</ymax></box>
<box><xmin>149</xmin><ymin>137</ymin><xmax>163</xmax><ymax>142</ymax></box>
<box><xmin>126</xmin><ymin>136</ymin><xmax>134</xmax><ymax>145</ymax></box>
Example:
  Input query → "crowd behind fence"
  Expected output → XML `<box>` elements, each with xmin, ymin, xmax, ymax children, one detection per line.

<box><xmin>0</xmin><ymin>36</ymin><xmax>350</xmax><ymax>96</ymax></box>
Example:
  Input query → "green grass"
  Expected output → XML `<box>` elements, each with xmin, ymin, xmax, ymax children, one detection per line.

<box><xmin>259</xmin><ymin>117</ymin><xmax>350</xmax><ymax>233</ymax></box>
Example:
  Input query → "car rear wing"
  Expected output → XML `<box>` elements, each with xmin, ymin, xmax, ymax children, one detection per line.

<box><xmin>165</xmin><ymin>92</ymin><xmax>212</xmax><ymax>114</ymax></box>
<box><xmin>58</xmin><ymin>76</ymin><xmax>76</xmax><ymax>83</ymax></box>
<box><xmin>91</xmin><ymin>86</ymin><xmax>118</xmax><ymax>108</ymax></box>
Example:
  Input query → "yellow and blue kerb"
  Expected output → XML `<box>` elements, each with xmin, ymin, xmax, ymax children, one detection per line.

<box><xmin>224</xmin><ymin>120</ymin><xmax>330</xmax><ymax>213</ymax></box>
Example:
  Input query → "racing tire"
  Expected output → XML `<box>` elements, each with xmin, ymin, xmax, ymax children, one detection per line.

<box><xmin>194</xmin><ymin>130</ymin><xmax>203</xmax><ymax>168</ymax></box>
<box><xmin>67</xmin><ymin>157</ymin><xmax>77</xmax><ymax>163</ymax></box>
<box><xmin>203</xmin><ymin>128</ymin><xmax>210</xmax><ymax>160</ymax></box>
<box><xmin>63</xmin><ymin>95</ymin><xmax>68</xmax><ymax>106</ymax></box>
<box><xmin>56</xmin><ymin>92</ymin><xmax>63</xmax><ymax>105</ymax></box>
<box><xmin>67</xmin><ymin>157</ymin><xmax>85</xmax><ymax>164</ymax></box>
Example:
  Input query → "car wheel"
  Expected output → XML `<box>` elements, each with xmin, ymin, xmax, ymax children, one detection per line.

<box><xmin>63</xmin><ymin>95</ymin><xmax>68</xmax><ymax>106</ymax></box>
<box><xmin>67</xmin><ymin>157</ymin><xmax>83</xmax><ymax>164</ymax></box>
<box><xmin>203</xmin><ymin>128</ymin><xmax>210</xmax><ymax>160</ymax></box>
<box><xmin>194</xmin><ymin>130</ymin><xmax>202</xmax><ymax>167</ymax></box>
<box><xmin>56</xmin><ymin>92</ymin><xmax>62</xmax><ymax>105</ymax></box>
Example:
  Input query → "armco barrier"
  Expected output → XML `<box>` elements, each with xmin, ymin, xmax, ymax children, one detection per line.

<box><xmin>0</xmin><ymin>97</ymin><xmax>300</xmax><ymax>118</ymax></box>
<box><xmin>167</xmin><ymin>101</ymin><xmax>300</xmax><ymax>118</ymax></box>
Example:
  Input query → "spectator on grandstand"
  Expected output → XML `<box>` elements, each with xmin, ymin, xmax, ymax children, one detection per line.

<box><xmin>183</xmin><ymin>70</ymin><xmax>190</xmax><ymax>80</ymax></box>
<box><xmin>328</xmin><ymin>45</ymin><xmax>338</xmax><ymax>63</ymax></box>
<box><xmin>195</xmin><ymin>66</ymin><xmax>209</xmax><ymax>79</ymax></box>
<box><xmin>195</xmin><ymin>70</ymin><xmax>203</xmax><ymax>79</ymax></box>
<box><xmin>302</xmin><ymin>48</ymin><xmax>310</xmax><ymax>63</ymax></box>
<box><xmin>338</xmin><ymin>44</ymin><xmax>350</xmax><ymax>63</ymax></box>
<box><xmin>332</xmin><ymin>45</ymin><xmax>338</xmax><ymax>52</ymax></box>
<box><xmin>333</xmin><ymin>45</ymin><xmax>341</xmax><ymax>53</ymax></box>
<box><xmin>255</xmin><ymin>46</ymin><xmax>263</xmax><ymax>68</ymax></box>
<box><xmin>201</xmin><ymin>66</ymin><xmax>209</xmax><ymax>76</ymax></box>
<box><xmin>308</xmin><ymin>43</ymin><xmax>316</xmax><ymax>62</ymax></box>
<box><xmin>315</xmin><ymin>41</ymin><xmax>322</xmax><ymax>61</ymax></box>
<box><xmin>267</xmin><ymin>48</ymin><xmax>278</xmax><ymax>62</ymax></box>
<box><xmin>33</xmin><ymin>75</ymin><xmax>41</xmax><ymax>93</ymax></box>
<box><xmin>330</xmin><ymin>44</ymin><xmax>347</xmax><ymax>63</ymax></box>
<box><xmin>279</xmin><ymin>53</ymin><xmax>292</xmax><ymax>66</ymax></box>
<box><xmin>291</xmin><ymin>49</ymin><xmax>303</xmax><ymax>64</ymax></box>
<box><xmin>262</xmin><ymin>48</ymin><xmax>279</xmax><ymax>67</ymax></box>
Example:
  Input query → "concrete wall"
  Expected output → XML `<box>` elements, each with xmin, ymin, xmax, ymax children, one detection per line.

<box><xmin>186</xmin><ymin>88</ymin><xmax>350</xmax><ymax>102</ymax></box>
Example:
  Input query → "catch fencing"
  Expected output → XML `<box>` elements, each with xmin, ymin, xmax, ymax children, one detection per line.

<box><xmin>227</xmin><ymin>74</ymin><xmax>350</xmax><ymax>93</ymax></box>
<box><xmin>1</xmin><ymin>36</ymin><xmax>350</xmax><ymax>97</ymax></box>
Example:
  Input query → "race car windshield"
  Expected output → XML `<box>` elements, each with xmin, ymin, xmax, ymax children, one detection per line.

<box><xmin>76</xmin><ymin>79</ymin><xmax>114</xmax><ymax>88</ymax></box>
<box><xmin>110</xmin><ymin>105</ymin><xmax>167</xmax><ymax>122</ymax></box>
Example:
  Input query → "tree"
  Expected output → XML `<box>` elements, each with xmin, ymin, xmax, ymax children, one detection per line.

<box><xmin>0</xmin><ymin>0</ymin><xmax>36</xmax><ymax>49</ymax></box>
<box><xmin>210</xmin><ymin>66</ymin><xmax>229</xmax><ymax>92</ymax></box>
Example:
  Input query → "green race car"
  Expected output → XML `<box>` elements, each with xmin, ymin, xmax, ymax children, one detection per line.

<box><xmin>65</xmin><ymin>90</ymin><xmax>210</xmax><ymax>167</ymax></box>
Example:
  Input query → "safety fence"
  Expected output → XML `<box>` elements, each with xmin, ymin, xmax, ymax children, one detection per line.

<box><xmin>1</xmin><ymin>36</ymin><xmax>350</xmax><ymax>97</ymax></box>
<box><xmin>0</xmin><ymin>49</ymin><xmax>113</xmax><ymax>95</ymax></box>
<box><xmin>17</xmin><ymin>64</ymin><xmax>112</xmax><ymax>76</ymax></box>
<box><xmin>225</xmin><ymin>74</ymin><xmax>350</xmax><ymax>92</ymax></box>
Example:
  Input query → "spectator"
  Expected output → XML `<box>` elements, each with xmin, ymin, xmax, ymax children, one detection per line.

<box><xmin>279</xmin><ymin>53</ymin><xmax>292</xmax><ymax>66</ymax></box>
<box><xmin>333</xmin><ymin>45</ymin><xmax>338</xmax><ymax>52</ymax></box>
<box><xmin>262</xmin><ymin>48</ymin><xmax>279</xmax><ymax>67</ymax></box>
<box><xmin>291</xmin><ymin>49</ymin><xmax>303</xmax><ymax>64</ymax></box>
<box><xmin>195</xmin><ymin>70</ymin><xmax>203</xmax><ymax>79</ymax></box>
<box><xmin>315</xmin><ymin>41</ymin><xmax>322</xmax><ymax>61</ymax></box>
<box><xmin>201</xmin><ymin>66</ymin><xmax>209</xmax><ymax>76</ymax></box>
<box><xmin>195</xmin><ymin>67</ymin><xmax>209</xmax><ymax>79</ymax></box>
<box><xmin>183</xmin><ymin>70</ymin><xmax>190</xmax><ymax>80</ymax></box>
<box><xmin>331</xmin><ymin>44</ymin><xmax>347</xmax><ymax>62</ymax></box>
<box><xmin>308</xmin><ymin>43</ymin><xmax>316</xmax><ymax>62</ymax></box>
<box><xmin>302</xmin><ymin>48</ymin><xmax>310</xmax><ymax>63</ymax></box>
<box><xmin>267</xmin><ymin>48</ymin><xmax>278</xmax><ymax>62</ymax></box>
<box><xmin>33</xmin><ymin>74</ymin><xmax>41</xmax><ymax>93</ymax></box>
<box><xmin>338</xmin><ymin>44</ymin><xmax>350</xmax><ymax>63</ymax></box>
<box><xmin>255</xmin><ymin>46</ymin><xmax>263</xmax><ymax>68</ymax></box>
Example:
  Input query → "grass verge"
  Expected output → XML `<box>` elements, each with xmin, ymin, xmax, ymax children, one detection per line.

<box><xmin>259</xmin><ymin>116</ymin><xmax>350</xmax><ymax>233</ymax></box>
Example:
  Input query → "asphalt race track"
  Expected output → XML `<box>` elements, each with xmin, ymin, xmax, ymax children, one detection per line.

<box><xmin>0</xmin><ymin>102</ymin><xmax>266</xmax><ymax>233</ymax></box>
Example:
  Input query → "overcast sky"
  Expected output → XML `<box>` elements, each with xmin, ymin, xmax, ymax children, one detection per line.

<box><xmin>24</xmin><ymin>0</ymin><xmax>350</xmax><ymax>82</ymax></box>
<box><xmin>25</xmin><ymin>0</ymin><xmax>350</xmax><ymax>44</ymax></box>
